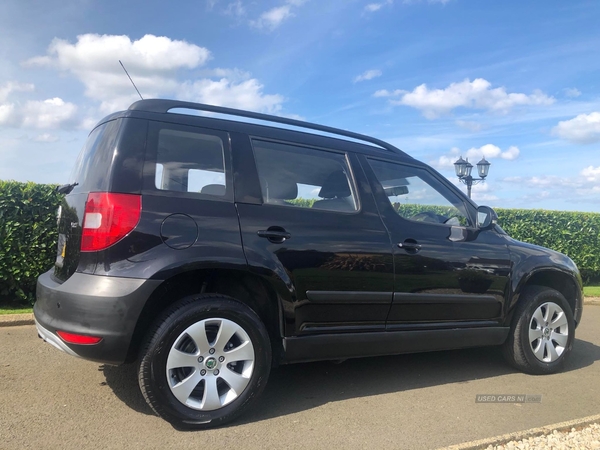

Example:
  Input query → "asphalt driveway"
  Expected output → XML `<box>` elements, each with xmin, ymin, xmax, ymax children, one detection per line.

<box><xmin>1</xmin><ymin>306</ymin><xmax>599</xmax><ymax>450</ymax></box>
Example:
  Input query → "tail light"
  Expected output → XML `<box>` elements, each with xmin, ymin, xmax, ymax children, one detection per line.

<box><xmin>56</xmin><ymin>330</ymin><xmax>102</xmax><ymax>345</ymax></box>
<box><xmin>81</xmin><ymin>192</ymin><xmax>141</xmax><ymax>252</ymax></box>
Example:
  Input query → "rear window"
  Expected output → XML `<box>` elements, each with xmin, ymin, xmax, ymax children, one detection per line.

<box><xmin>69</xmin><ymin>119</ymin><xmax>122</xmax><ymax>193</ymax></box>
<box><xmin>252</xmin><ymin>139</ymin><xmax>358</xmax><ymax>212</ymax></box>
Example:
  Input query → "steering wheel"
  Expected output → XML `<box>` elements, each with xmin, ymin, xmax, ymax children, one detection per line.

<box><xmin>410</xmin><ymin>211</ymin><xmax>442</xmax><ymax>223</ymax></box>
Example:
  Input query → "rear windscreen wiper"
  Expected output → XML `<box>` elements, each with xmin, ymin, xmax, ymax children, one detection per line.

<box><xmin>56</xmin><ymin>182</ymin><xmax>78</xmax><ymax>195</ymax></box>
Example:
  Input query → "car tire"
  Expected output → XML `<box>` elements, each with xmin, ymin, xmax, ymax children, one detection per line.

<box><xmin>502</xmin><ymin>286</ymin><xmax>575</xmax><ymax>375</ymax></box>
<box><xmin>138</xmin><ymin>294</ymin><xmax>271</xmax><ymax>429</ymax></box>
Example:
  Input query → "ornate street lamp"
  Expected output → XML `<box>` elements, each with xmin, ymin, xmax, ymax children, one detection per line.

<box><xmin>454</xmin><ymin>156</ymin><xmax>491</xmax><ymax>199</ymax></box>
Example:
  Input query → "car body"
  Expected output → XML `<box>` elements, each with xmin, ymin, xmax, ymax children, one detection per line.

<box><xmin>35</xmin><ymin>99</ymin><xmax>584</xmax><ymax>428</ymax></box>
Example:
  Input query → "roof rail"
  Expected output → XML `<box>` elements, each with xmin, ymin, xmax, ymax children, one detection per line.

<box><xmin>128</xmin><ymin>99</ymin><xmax>407</xmax><ymax>156</ymax></box>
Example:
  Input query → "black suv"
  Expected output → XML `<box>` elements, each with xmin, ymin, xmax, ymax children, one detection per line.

<box><xmin>35</xmin><ymin>99</ymin><xmax>583</xmax><ymax>429</ymax></box>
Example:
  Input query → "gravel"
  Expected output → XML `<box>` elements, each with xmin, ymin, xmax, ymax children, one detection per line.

<box><xmin>484</xmin><ymin>423</ymin><xmax>600</xmax><ymax>450</ymax></box>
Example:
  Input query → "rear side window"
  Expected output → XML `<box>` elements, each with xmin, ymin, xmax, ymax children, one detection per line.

<box><xmin>69</xmin><ymin>119</ymin><xmax>121</xmax><ymax>193</ymax></box>
<box><xmin>153</xmin><ymin>128</ymin><xmax>226</xmax><ymax>196</ymax></box>
<box><xmin>252</xmin><ymin>140</ymin><xmax>358</xmax><ymax>212</ymax></box>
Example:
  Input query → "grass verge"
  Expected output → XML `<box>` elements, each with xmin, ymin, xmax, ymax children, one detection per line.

<box><xmin>0</xmin><ymin>305</ymin><xmax>33</xmax><ymax>315</ymax></box>
<box><xmin>583</xmin><ymin>286</ymin><xmax>600</xmax><ymax>297</ymax></box>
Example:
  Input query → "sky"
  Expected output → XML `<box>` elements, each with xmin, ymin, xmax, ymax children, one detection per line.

<box><xmin>1</xmin><ymin>0</ymin><xmax>599</xmax><ymax>212</ymax></box>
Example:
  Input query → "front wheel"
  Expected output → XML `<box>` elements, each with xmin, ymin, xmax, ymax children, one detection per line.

<box><xmin>138</xmin><ymin>294</ymin><xmax>271</xmax><ymax>429</ymax></box>
<box><xmin>502</xmin><ymin>286</ymin><xmax>575</xmax><ymax>375</ymax></box>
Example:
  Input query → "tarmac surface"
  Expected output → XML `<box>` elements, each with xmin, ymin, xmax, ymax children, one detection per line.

<box><xmin>1</xmin><ymin>306</ymin><xmax>599</xmax><ymax>450</ymax></box>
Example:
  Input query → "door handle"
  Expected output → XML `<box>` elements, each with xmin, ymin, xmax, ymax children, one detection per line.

<box><xmin>398</xmin><ymin>239</ymin><xmax>421</xmax><ymax>253</ymax></box>
<box><xmin>257</xmin><ymin>228</ymin><xmax>291</xmax><ymax>243</ymax></box>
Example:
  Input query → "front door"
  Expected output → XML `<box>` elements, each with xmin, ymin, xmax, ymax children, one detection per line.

<box><xmin>360</xmin><ymin>156</ymin><xmax>512</xmax><ymax>329</ymax></box>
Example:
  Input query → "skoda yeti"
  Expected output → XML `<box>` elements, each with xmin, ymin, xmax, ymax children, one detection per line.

<box><xmin>35</xmin><ymin>99</ymin><xmax>584</xmax><ymax>429</ymax></box>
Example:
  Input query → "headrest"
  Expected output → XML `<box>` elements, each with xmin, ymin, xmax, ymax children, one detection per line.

<box><xmin>261</xmin><ymin>177</ymin><xmax>298</xmax><ymax>200</ymax></box>
<box><xmin>200</xmin><ymin>184</ymin><xmax>226</xmax><ymax>196</ymax></box>
<box><xmin>319</xmin><ymin>171</ymin><xmax>351</xmax><ymax>199</ymax></box>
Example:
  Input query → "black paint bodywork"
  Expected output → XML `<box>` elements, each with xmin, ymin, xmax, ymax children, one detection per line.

<box><xmin>34</xmin><ymin>99</ymin><xmax>584</xmax><ymax>365</ymax></box>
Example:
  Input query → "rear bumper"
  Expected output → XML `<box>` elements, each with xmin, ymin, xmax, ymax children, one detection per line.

<box><xmin>35</xmin><ymin>319</ymin><xmax>80</xmax><ymax>358</ymax></box>
<box><xmin>34</xmin><ymin>270</ymin><xmax>161</xmax><ymax>365</ymax></box>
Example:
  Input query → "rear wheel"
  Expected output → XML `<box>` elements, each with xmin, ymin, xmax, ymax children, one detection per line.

<box><xmin>502</xmin><ymin>286</ymin><xmax>574</xmax><ymax>375</ymax></box>
<box><xmin>138</xmin><ymin>294</ymin><xmax>271</xmax><ymax>429</ymax></box>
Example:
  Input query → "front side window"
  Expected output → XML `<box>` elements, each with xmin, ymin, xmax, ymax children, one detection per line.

<box><xmin>368</xmin><ymin>158</ymin><xmax>471</xmax><ymax>226</ymax></box>
<box><xmin>252</xmin><ymin>140</ymin><xmax>358</xmax><ymax>212</ymax></box>
<box><xmin>154</xmin><ymin>129</ymin><xmax>226</xmax><ymax>195</ymax></box>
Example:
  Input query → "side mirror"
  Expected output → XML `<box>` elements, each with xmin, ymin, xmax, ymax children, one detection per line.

<box><xmin>476</xmin><ymin>205</ymin><xmax>498</xmax><ymax>230</ymax></box>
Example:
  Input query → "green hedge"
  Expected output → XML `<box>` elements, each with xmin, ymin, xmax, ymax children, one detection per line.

<box><xmin>496</xmin><ymin>208</ymin><xmax>600</xmax><ymax>284</ymax></box>
<box><xmin>0</xmin><ymin>181</ymin><xmax>61</xmax><ymax>305</ymax></box>
<box><xmin>1</xmin><ymin>182</ymin><xmax>599</xmax><ymax>307</ymax></box>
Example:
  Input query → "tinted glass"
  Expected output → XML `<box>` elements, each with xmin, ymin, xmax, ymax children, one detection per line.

<box><xmin>368</xmin><ymin>158</ymin><xmax>471</xmax><ymax>226</ymax></box>
<box><xmin>69</xmin><ymin>119</ymin><xmax>121</xmax><ymax>193</ymax></box>
<box><xmin>252</xmin><ymin>139</ymin><xmax>358</xmax><ymax>212</ymax></box>
<box><xmin>155</xmin><ymin>129</ymin><xmax>225</xmax><ymax>195</ymax></box>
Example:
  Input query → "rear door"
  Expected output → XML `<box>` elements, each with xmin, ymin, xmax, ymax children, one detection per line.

<box><xmin>235</xmin><ymin>137</ymin><xmax>394</xmax><ymax>337</ymax></box>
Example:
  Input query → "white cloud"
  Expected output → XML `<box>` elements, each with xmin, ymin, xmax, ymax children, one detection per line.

<box><xmin>564</xmin><ymin>88</ymin><xmax>581</xmax><ymax>98</ymax></box>
<box><xmin>24</xmin><ymin>34</ymin><xmax>211</xmax><ymax>113</ymax></box>
<box><xmin>365</xmin><ymin>1</ymin><xmax>392</xmax><ymax>12</ymax></box>
<box><xmin>450</xmin><ymin>177</ymin><xmax>498</xmax><ymax>203</ymax></box>
<box><xmin>432</xmin><ymin>144</ymin><xmax>520</xmax><ymax>170</ymax></box>
<box><xmin>178</xmin><ymin>78</ymin><xmax>284</xmax><ymax>113</ymax></box>
<box><xmin>24</xmin><ymin>33</ymin><xmax>286</xmax><ymax>117</ymax></box>
<box><xmin>470</xmin><ymin>183</ymin><xmax>498</xmax><ymax>203</ymax></box>
<box><xmin>24</xmin><ymin>34</ymin><xmax>209</xmax><ymax>73</ymax></box>
<box><xmin>21</xmin><ymin>98</ymin><xmax>78</xmax><ymax>129</ymax></box>
<box><xmin>0</xmin><ymin>81</ymin><xmax>36</xmax><ymax>127</ymax></box>
<box><xmin>365</xmin><ymin>3</ymin><xmax>384</xmax><ymax>11</ymax></box>
<box><xmin>434</xmin><ymin>147</ymin><xmax>460</xmax><ymax>169</ymax></box>
<box><xmin>500</xmin><ymin>145</ymin><xmax>520</xmax><ymax>160</ymax></box>
<box><xmin>197</xmin><ymin>67</ymin><xmax>253</xmax><ymax>83</ymax></box>
<box><xmin>34</xmin><ymin>133</ymin><xmax>60</xmax><ymax>143</ymax></box>
<box><xmin>552</xmin><ymin>112</ymin><xmax>600</xmax><ymax>144</ymax></box>
<box><xmin>376</xmin><ymin>78</ymin><xmax>554</xmax><ymax>119</ymax></box>
<box><xmin>364</xmin><ymin>0</ymin><xmax>447</xmax><ymax>12</ymax></box>
<box><xmin>0</xmin><ymin>96</ymin><xmax>77</xmax><ymax>129</ymax></box>
<box><xmin>0</xmin><ymin>103</ymin><xmax>16</xmax><ymax>125</ymax></box>
<box><xmin>224</xmin><ymin>0</ymin><xmax>245</xmax><ymax>16</ymax></box>
<box><xmin>374</xmin><ymin>89</ymin><xmax>393</xmax><ymax>97</ymax></box>
<box><xmin>468</xmin><ymin>144</ymin><xmax>503</xmax><ymax>160</ymax></box>
<box><xmin>251</xmin><ymin>1</ymin><xmax>306</xmax><ymax>31</ymax></box>
<box><xmin>0</xmin><ymin>81</ymin><xmax>34</xmax><ymax>102</ymax></box>
<box><xmin>581</xmin><ymin>166</ymin><xmax>600</xmax><ymax>183</ymax></box>
<box><xmin>465</xmin><ymin>144</ymin><xmax>520</xmax><ymax>161</ymax></box>
<box><xmin>501</xmin><ymin>173</ymin><xmax>600</xmax><ymax>204</ymax></box>
<box><xmin>502</xmin><ymin>176</ymin><xmax>567</xmax><ymax>188</ymax></box>
<box><xmin>354</xmin><ymin>69</ymin><xmax>382</xmax><ymax>83</ymax></box>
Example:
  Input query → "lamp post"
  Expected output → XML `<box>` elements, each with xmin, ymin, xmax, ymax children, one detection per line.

<box><xmin>454</xmin><ymin>156</ymin><xmax>491</xmax><ymax>199</ymax></box>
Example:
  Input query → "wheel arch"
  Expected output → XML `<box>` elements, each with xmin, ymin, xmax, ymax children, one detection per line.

<box><xmin>508</xmin><ymin>269</ymin><xmax>583</xmax><ymax>327</ymax></box>
<box><xmin>126</xmin><ymin>267</ymin><xmax>285</xmax><ymax>364</ymax></box>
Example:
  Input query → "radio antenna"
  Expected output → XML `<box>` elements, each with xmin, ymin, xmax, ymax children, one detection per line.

<box><xmin>119</xmin><ymin>60</ymin><xmax>143</xmax><ymax>100</ymax></box>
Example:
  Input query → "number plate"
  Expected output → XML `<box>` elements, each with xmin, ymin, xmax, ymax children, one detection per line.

<box><xmin>55</xmin><ymin>233</ymin><xmax>66</xmax><ymax>268</ymax></box>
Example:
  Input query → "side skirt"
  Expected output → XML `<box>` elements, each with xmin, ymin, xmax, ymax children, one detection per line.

<box><xmin>282</xmin><ymin>327</ymin><xmax>509</xmax><ymax>364</ymax></box>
